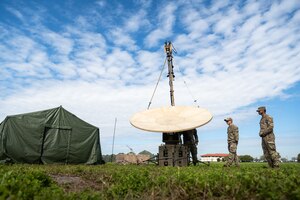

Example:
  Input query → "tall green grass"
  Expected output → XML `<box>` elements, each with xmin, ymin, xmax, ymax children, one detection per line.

<box><xmin>0</xmin><ymin>163</ymin><xmax>299</xmax><ymax>199</ymax></box>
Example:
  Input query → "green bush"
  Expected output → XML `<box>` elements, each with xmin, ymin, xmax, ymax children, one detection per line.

<box><xmin>0</xmin><ymin>163</ymin><xmax>299</xmax><ymax>199</ymax></box>
<box><xmin>0</xmin><ymin>166</ymin><xmax>63</xmax><ymax>199</ymax></box>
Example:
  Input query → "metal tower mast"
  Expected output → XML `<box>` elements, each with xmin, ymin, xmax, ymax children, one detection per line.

<box><xmin>164</xmin><ymin>41</ymin><xmax>175</xmax><ymax>106</ymax></box>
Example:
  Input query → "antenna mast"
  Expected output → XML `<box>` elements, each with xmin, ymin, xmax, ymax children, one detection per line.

<box><xmin>164</xmin><ymin>41</ymin><xmax>175</xmax><ymax>106</ymax></box>
<box><xmin>111</xmin><ymin>118</ymin><xmax>117</xmax><ymax>162</ymax></box>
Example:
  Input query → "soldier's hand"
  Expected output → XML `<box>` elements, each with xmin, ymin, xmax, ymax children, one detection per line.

<box><xmin>261</xmin><ymin>131</ymin><xmax>268</xmax><ymax>137</ymax></box>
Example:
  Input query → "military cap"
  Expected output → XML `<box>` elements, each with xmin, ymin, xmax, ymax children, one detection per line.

<box><xmin>224</xmin><ymin>117</ymin><xmax>232</xmax><ymax>122</ymax></box>
<box><xmin>256</xmin><ymin>106</ymin><xmax>266</xmax><ymax>112</ymax></box>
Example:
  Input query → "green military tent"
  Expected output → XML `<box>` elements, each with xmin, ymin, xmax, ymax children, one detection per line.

<box><xmin>0</xmin><ymin>106</ymin><xmax>104</xmax><ymax>164</ymax></box>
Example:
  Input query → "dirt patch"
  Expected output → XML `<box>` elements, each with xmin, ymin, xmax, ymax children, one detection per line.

<box><xmin>50</xmin><ymin>174</ymin><xmax>103</xmax><ymax>193</ymax></box>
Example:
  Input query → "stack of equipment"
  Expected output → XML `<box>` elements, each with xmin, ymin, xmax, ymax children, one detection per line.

<box><xmin>158</xmin><ymin>144</ymin><xmax>189</xmax><ymax>166</ymax></box>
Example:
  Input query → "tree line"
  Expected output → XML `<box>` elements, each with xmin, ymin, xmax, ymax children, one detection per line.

<box><xmin>102</xmin><ymin>152</ymin><xmax>300</xmax><ymax>163</ymax></box>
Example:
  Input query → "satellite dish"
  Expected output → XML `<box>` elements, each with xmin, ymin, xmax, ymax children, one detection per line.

<box><xmin>130</xmin><ymin>106</ymin><xmax>213</xmax><ymax>133</ymax></box>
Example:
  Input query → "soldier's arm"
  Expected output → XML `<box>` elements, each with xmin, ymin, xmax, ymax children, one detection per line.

<box><xmin>178</xmin><ymin>132</ymin><xmax>182</xmax><ymax>144</ymax></box>
<box><xmin>259</xmin><ymin>130</ymin><xmax>264</xmax><ymax>137</ymax></box>
<box><xmin>262</xmin><ymin>116</ymin><xmax>274</xmax><ymax>136</ymax></box>
<box><xmin>194</xmin><ymin>129</ymin><xmax>199</xmax><ymax>144</ymax></box>
<box><xmin>234</xmin><ymin>126</ymin><xmax>239</xmax><ymax>143</ymax></box>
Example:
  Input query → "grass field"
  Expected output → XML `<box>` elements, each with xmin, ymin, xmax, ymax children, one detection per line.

<box><xmin>0</xmin><ymin>162</ymin><xmax>299</xmax><ymax>199</ymax></box>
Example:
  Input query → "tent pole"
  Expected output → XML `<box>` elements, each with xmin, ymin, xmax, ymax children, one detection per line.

<box><xmin>111</xmin><ymin>118</ymin><xmax>117</xmax><ymax>162</ymax></box>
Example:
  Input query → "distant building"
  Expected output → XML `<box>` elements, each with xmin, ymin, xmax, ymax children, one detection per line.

<box><xmin>115</xmin><ymin>153</ymin><xmax>150</xmax><ymax>164</ymax></box>
<box><xmin>200</xmin><ymin>153</ymin><xmax>229</xmax><ymax>162</ymax></box>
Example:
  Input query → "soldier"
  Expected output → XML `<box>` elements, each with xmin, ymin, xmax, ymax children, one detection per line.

<box><xmin>181</xmin><ymin>129</ymin><xmax>198</xmax><ymax>166</ymax></box>
<box><xmin>162</xmin><ymin>132</ymin><xmax>180</xmax><ymax>145</ymax></box>
<box><xmin>257</xmin><ymin>106</ymin><xmax>280</xmax><ymax>168</ymax></box>
<box><xmin>224</xmin><ymin>117</ymin><xmax>240</xmax><ymax>167</ymax></box>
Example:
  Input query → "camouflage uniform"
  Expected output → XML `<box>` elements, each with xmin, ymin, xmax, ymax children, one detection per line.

<box><xmin>259</xmin><ymin>113</ymin><xmax>280</xmax><ymax>168</ymax></box>
<box><xmin>181</xmin><ymin>129</ymin><xmax>198</xmax><ymax>165</ymax></box>
<box><xmin>225</xmin><ymin>123</ymin><xmax>239</xmax><ymax>167</ymax></box>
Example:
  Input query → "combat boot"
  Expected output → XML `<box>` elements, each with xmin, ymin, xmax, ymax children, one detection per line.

<box><xmin>272</xmin><ymin>163</ymin><xmax>280</xmax><ymax>168</ymax></box>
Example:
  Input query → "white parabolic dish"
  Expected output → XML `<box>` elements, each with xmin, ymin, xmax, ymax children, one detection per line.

<box><xmin>130</xmin><ymin>106</ymin><xmax>213</xmax><ymax>133</ymax></box>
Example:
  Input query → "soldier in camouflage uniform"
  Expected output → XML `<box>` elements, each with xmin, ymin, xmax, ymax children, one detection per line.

<box><xmin>224</xmin><ymin>117</ymin><xmax>240</xmax><ymax>167</ymax></box>
<box><xmin>181</xmin><ymin>129</ymin><xmax>198</xmax><ymax>166</ymax></box>
<box><xmin>257</xmin><ymin>106</ymin><xmax>280</xmax><ymax>168</ymax></box>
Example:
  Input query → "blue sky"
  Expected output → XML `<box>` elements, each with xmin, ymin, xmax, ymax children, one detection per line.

<box><xmin>0</xmin><ymin>0</ymin><xmax>299</xmax><ymax>159</ymax></box>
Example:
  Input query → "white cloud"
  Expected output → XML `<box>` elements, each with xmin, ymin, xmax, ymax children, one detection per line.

<box><xmin>135</xmin><ymin>50</ymin><xmax>163</xmax><ymax>80</ymax></box>
<box><xmin>0</xmin><ymin>0</ymin><xmax>300</xmax><ymax>156</ymax></box>
<box><xmin>209</xmin><ymin>0</ymin><xmax>231</xmax><ymax>12</ymax></box>
<box><xmin>180</xmin><ymin>7</ymin><xmax>209</xmax><ymax>38</ymax></box>
<box><xmin>5</xmin><ymin>7</ymin><xmax>24</xmax><ymax>21</ymax></box>
<box><xmin>213</xmin><ymin>8</ymin><xmax>241</xmax><ymax>37</ymax></box>
<box><xmin>264</xmin><ymin>0</ymin><xmax>300</xmax><ymax>20</ymax></box>
<box><xmin>74</xmin><ymin>16</ymin><xmax>93</xmax><ymax>30</ymax></box>
<box><xmin>109</xmin><ymin>28</ymin><xmax>137</xmax><ymax>51</ymax></box>
<box><xmin>40</xmin><ymin>30</ymin><xmax>74</xmax><ymax>55</ymax></box>
<box><xmin>242</xmin><ymin>0</ymin><xmax>261</xmax><ymax>16</ymax></box>
<box><xmin>144</xmin><ymin>3</ymin><xmax>177</xmax><ymax>47</ymax></box>
<box><xmin>124</xmin><ymin>10</ymin><xmax>149</xmax><ymax>32</ymax></box>
<box><xmin>102</xmin><ymin>48</ymin><xmax>136</xmax><ymax>78</ymax></box>
<box><xmin>95</xmin><ymin>1</ymin><xmax>106</xmax><ymax>8</ymax></box>
<box><xmin>238</xmin><ymin>15</ymin><xmax>262</xmax><ymax>36</ymax></box>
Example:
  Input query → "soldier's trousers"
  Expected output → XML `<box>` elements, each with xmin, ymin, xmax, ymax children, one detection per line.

<box><xmin>262</xmin><ymin>134</ymin><xmax>280</xmax><ymax>167</ymax></box>
<box><xmin>187</xmin><ymin>144</ymin><xmax>198</xmax><ymax>165</ymax></box>
<box><xmin>226</xmin><ymin>142</ymin><xmax>239</xmax><ymax>166</ymax></box>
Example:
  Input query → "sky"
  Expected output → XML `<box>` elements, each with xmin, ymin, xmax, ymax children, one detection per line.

<box><xmin>0</xmin><ymin>0</ymin><xmax>300</xmax><ymax>159</ymax></box>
